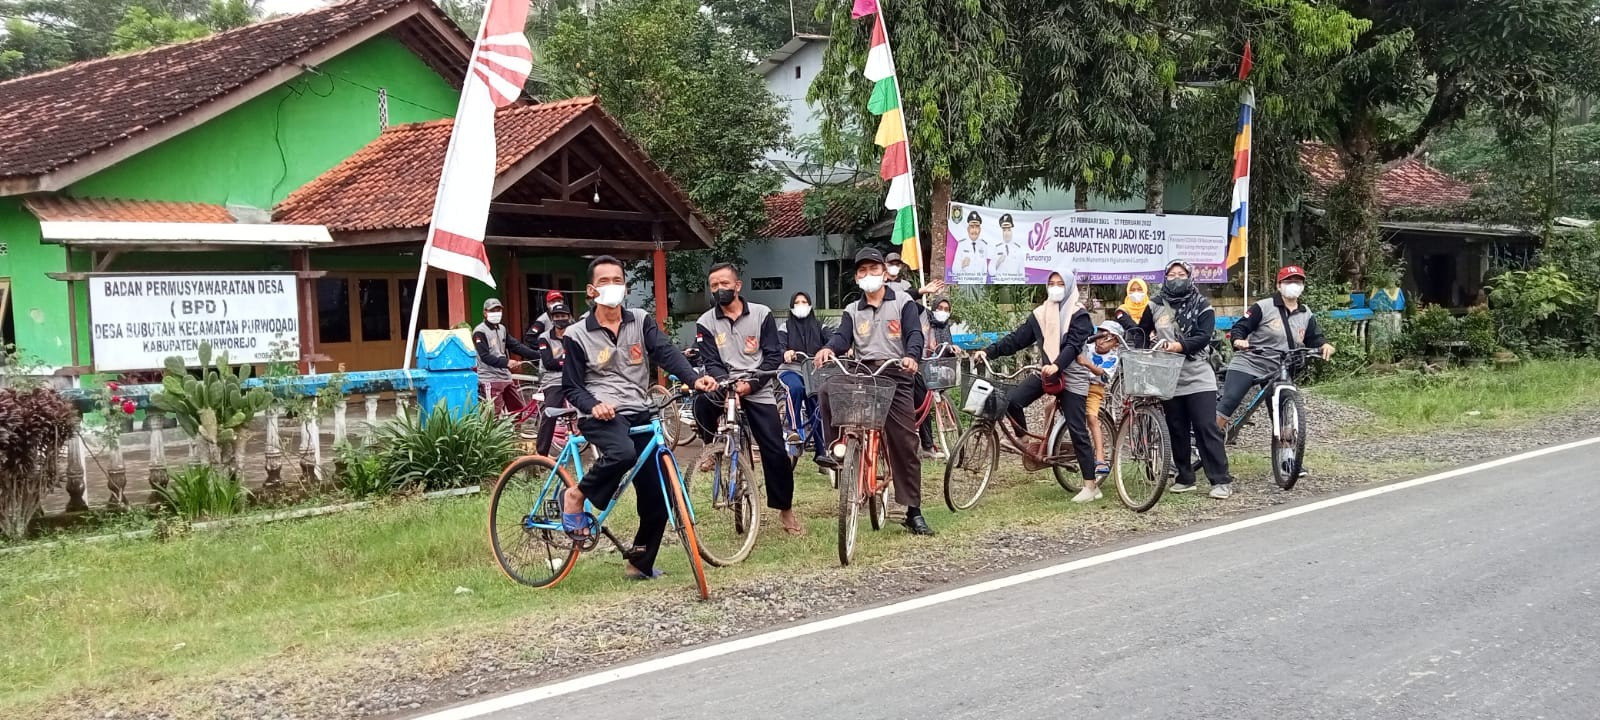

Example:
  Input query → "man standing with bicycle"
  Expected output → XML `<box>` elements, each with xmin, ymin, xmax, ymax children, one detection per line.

<box><xmin>814</xmin><ymin>247</ymin><xmax>934</xmax><ymax>536</ymax></box>
<box><xmin>475</xmin><ymin>298</ymin><xmax>541</xmax><ymax>414</ymax></box>
<box><xmin>562</xmin><ymin>256</ymin><xmax>718</xmax><ymax>580</ymax></box>
<box><xmin>692</xmin><ymin>263</ymin><xmax>805</xmax><ymax>536</ymax></box>
<box><xmin>533</xmin><ymin>300</ymin><xmax>574</xmax><ymax>457</ymax></box>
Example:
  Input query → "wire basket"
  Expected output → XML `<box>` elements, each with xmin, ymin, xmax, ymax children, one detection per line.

<box><xmin>960</xmin><ymin>373</ymin><xmax>1018</xmax><ymax>421</ymax></box>
<box><xmin>1120</xmin><ymin>349</ymin><xmax>1184</xmax><ymax>399</ymax></box>
<box><xmin>919</xmin><ymin>356</ymin><xmax>962</xmax><ymax>391</ymax></box>
<box><xmin>823</xmin><ymin>373</ymin><xmax>897</xmax><ymax>429</ymax></box>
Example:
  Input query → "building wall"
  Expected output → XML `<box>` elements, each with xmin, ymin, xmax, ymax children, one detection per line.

<box><xmin>0</xmin><ymin>35</ymin><xmax>459</xmax><ymax>369</ymax></box>
<box><xmin>761</xmin><ymin>41</ymin><xmax>833</xmax><ymax>192</ymax></box>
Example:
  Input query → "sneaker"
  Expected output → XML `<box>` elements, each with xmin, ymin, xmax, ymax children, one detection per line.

<box><xmin>1071</xmin><ymin>486</ymin><xmax>1103</xmax><ymax>503</ymax></box>
<box><xmin>931</xmin><ymin>448</ymin><xmax>947</xmax><ymax>460</ymax></box>
<box><xmin>1170</xmin><ymin>482</ymin><xmax>1197</xmax><ymax>494</ymax></box>
<box><xmin>918</xmin><ymin>447</ymin><xmax>938</xmax><ymax>460</ymax></box>
<box><xmin>1208</xmin><ymin>484</ymin><xmax>1233</xmax><ymax>500</ymax></box>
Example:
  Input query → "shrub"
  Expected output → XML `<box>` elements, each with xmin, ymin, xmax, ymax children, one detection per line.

<box><xmin>1403</xmin><ymin>305</ymin><xmax>1460</xmax><ymax>358</ymax></box>
<box><xmin>374</xmin><ymin>405</ymin><xmax>518</xmax><ymax>492</ymax></box>
<box><xmin>154</xmin><ymin>465</ymin><xmax>250</xmax><ymax>520</ymax></box>
<box><xmin>1304</xmin><ymin>315</ymin><xmax>1367</xmax><ymax>382</ymax></box>
<box><xmin>1487</xmin><ymin>267</ymin><xmax>1588</xmax><ymax>357</ymax></box>
<box><xmin>1461</xmin><ymin>307</ymin><xmax>1498</xmax><ymax>358</ymax></box>
<box><xmin>0</xmin><ymin>387</ymin><xmax>78</xmax><ymax>539</ymax></box>
<box><xmin>333</xmin><ymin>442</ymin><xmax>395</xmax><ymax>499</ymax></box>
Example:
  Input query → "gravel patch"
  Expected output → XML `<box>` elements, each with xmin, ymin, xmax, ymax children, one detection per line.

<box><xmin>34</xmin><ymin>394</ymin><xmax>1594</xmax><ymax>720</ymax></box>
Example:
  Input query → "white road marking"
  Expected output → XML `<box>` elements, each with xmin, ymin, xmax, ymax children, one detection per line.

<box><xmin>416</xmin><ymin>436</ymin><xmax>1600</xmax><ymax>720</ymax></box>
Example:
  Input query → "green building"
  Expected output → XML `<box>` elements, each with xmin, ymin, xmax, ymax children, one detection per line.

<box><xmin>0</xmin><ymin>0</ymin><xmax>710</xmax><ymax>377</ymax></box>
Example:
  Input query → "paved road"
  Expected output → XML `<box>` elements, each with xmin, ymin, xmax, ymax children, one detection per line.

<box><xmin>464</xmin><ymin>444</ymin><xmax>1600</xmax><ymax>719</ymax></box>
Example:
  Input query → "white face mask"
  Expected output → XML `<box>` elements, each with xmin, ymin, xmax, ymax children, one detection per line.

<box><xmin>1046</xmin><ymin>285</ymin><xmax>1067</xmax><ymax>302</ymax></box>
<box><xmin>932</xmin><ymin>310</ymin><xmax>951</xmax><ymax>323</ymax></box>
<box><xmin>791</xmin><ymin>304</ymin><xmax>812</xmax><ymax>319</ymax></box>
<box><xmin>594</xmin><ymin>284</ymin><xmax>626</xmax><ymax>308</ymax></box>
<box><xmin>485</xmin><ymin>311</ymin><xmax>503</xmax><ymax>324</ymax></box>
<box><xmin>857</xmin><ymin>273</ymin><xmax>886</xmax><ymax>294</ymax></box>
<box><xmin>1128</xmin><ymin>291</ymin><xmax>1147</xmax><ymax>304</ymax></box>
<box><xmin>1280</xmin><ymin>282</ymin><xmax>1305</xmax><ymax>300</ymax></box>
<box><xmin>888</xmin><ymin>265</ymin><xmax>902</xmax><ymax>278</ymax></box>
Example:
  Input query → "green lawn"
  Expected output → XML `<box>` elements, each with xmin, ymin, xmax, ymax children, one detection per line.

<box><xmin>1315</xmin><ymin>359</ymin><xmax>1600</xmax><ymax>433</ymax></box>
<box><xmin>0</xmin><ymin>457</ymin><xmax>1239</xmax><ymax>715</ymax></box>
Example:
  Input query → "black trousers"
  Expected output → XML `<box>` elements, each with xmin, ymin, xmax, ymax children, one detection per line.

<box><xmin>535</xmin><ymin>386</ymin><xmax>565</xmax><ymax>457</ymax></box>
<box><xmin>1059</xmin><ymin>391</ymin><xmax>1098</xmax><ymax>482</ymax></box>
<box><xmin>820</xmin><ymin>365</ymin><xmax>922</xmax><ymax>509</ymax></box>
<box><xmin>577</xmin><ymin>410</ymin><xmax>669</xmax><ymax>573</ymax></box>
<box><xmin>1163</xmin><ymin>391</ymin><xmax>1232</xmax><ymax>486</ymax></box>
<box><xmin>1005</xmin><ymin>374</ymin><xmax>1046</xmax><ymax>432</ymax></box>
<box><xmin>692</xmin><ymin>394</ymin><xmax>796</xmax><ymax>511</ymax></box>
<box><xmin>1217</xmin><ymin>369</ymin><xmax>1265</xmax><ymax>420</ymax></box>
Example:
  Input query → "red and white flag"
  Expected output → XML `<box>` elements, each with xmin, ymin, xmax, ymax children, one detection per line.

<box><xmin>420</xmin><ymin>0</ymin><xmax>533</xmax><ymax>287</ymax></box>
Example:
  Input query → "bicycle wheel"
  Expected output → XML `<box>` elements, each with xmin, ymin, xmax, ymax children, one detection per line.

<box><xmin>837</xmin><ymin>435</ymin><xmax>862</xmax><ymax>566</ymax></box>
<box><xmin>684</xmin><ymin>437</ymin><xmax>761</xmax><ymax>567</ymax></box>
<box><xmin>1272</xmin><ymin>389</ymin><xmax>1308</xmax><ymax>490</ymax></box>
<box><xmin>869</xmin><ymin>443</ymin><xmax>889</xmax><ymax>530</ymax></box>
<box><xmin>1048</xmin><ymin>421</ymin><xmax>1083</xmax><ymax>494</ymax></box>
<box><xmin>943</xmin><ymin>423</ymin><xmax>998</xmax><ymax>512</ymax></box>
<box><xmin>1112</xmin><ymin>406</ymin><xmax>1171</xmax><ymax>513</ymax></box>
<box><xmin>932</xmin><ymin>393</ymin><xmax>961</xmax><ymax>457</ymax></box>
<box><xmin>487</xmin><ymin>456</ymin><xmax>581</xmax><ymax>588</ymax></box>
<box><xmin>662</xmin><ymin>452</ymin><xmax>711</xmax><ymax>600</ymax></box>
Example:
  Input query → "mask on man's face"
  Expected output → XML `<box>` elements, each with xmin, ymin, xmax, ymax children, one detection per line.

<box><xmin>713</xmin><ymin>288</ymin><xmax>738</xmax><ymax>307</ymax></box>
<box><xmin>553</xmin><ymin>317</ymin><xmax>573</xmax><ymax>330</ymax></box>
<box><xmin>485</xmin><ymin>311</ymin><xmax>503</xmax><ymax>325</ymax></box>
<box><xmin>594</xmin><ymin>283</ymin><xmax>626</xmax><ymax>308</ymax></box>
<box><xmin>888</xmin><ymin>265</ymin><xmax>902</xmax><ymax>278</ymax></box>
<box><xmin>857</xmin><ymin>273</ymin><xmax>885</xmax><ymax>294</ymax></box>
<box><xmin>1279</xmin><ymin>282</ymin><xmax>1305</xmax><ymax>300</ymax></box>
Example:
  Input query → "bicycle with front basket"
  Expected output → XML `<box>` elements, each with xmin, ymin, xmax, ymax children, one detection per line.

<box><xmin>1105</xmin><ymin>332</ymin><xmax>1179</xmax><ymax>512</ymax></box>
<box><xmin>486</xmin><ymin>391</ymin><xmax>711</xmax><ymax>599</ymax></box>
<box><xmin>817</xmin><ymin>357</ymin><xmax>906</xmax><ymax>566</ymax></box>
<box><xmin>941</xmin><ymin>356</ymin><xmax>1109</xmax><ymax>511</ymax></box>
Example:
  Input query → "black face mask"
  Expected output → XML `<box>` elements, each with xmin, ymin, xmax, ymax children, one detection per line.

<box><xmin>1162</xmin><ymin>278</ymin><xmax>1194</xmax><ymax>297</ymax></box>
<box><xmin>713</xmin><ymin>288</ymin><xmax>738</xmax><ymax>307</ymax></box>
<box><xmin>553</xmin><ymin>318</ymin><xmax>573</xmax><ymax>329</ymax></box>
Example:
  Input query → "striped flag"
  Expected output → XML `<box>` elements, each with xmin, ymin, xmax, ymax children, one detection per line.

<box><xmin>857</xmin><ymin>3</ymin><xmax>921</xmax><ymax>270</ymax></box>
<box><xmin>419</xmin><ymin>0</ymin><xmax>533</xmax><ymax>287</ymax></box>
<box><xmin>1225</xmin><ymin>85</ymin><xmax>1252</xmax><ymax>271</ymax></box>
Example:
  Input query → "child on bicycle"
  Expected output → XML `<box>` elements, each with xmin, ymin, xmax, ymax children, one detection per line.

<box><xmin>1071</xmin><ymin>320</ymin><xmax>1125</xmax><ymax>502</ymax></box>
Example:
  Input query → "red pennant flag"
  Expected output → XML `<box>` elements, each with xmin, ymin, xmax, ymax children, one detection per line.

<box><xmin>1239</xmin><ymin>41</ymin><xmax>1253</xmax><ymax>81</ymax></box>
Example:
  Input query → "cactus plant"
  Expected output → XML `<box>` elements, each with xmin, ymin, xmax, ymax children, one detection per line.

<box><xmin>150</xmin><ymin>342</ymin><xmax>271</xmax><ymax>473</ymax></box>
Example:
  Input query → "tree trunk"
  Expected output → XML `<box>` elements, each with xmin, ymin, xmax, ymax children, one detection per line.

<box><xmin>930</xmin><ymin>175</ymin><xmax>952</xmax><ymax>284</ymax></box>
<box><xmin>1329</xmin><ymin>125</ymin><xmax>1384</xmax><ymax>289</ymax></box>
<box><xmin>1074</xmin><ymin>183</ymin><xmax>1090</xmax><ymax>212</ymax></box>
<box><xmin>1144</xmin><ymin>162</ymin><xmax>1165</xmax><ymax>214</ymax></box>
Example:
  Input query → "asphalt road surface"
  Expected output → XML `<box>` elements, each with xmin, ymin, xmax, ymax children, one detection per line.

<box><xmin>451</xmin><ymin>442</ymin><xmax>1600</xmax><ymax>720</ymax></box>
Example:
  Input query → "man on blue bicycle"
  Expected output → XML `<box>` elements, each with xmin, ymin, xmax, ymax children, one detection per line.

<box><xmin>561</xmin><ymin>256</ymin><xmax>718</xmax><ymax>580</ymax></box>
<box><xmin>692</xmin><ymin>263</ymin><xmax>804</xmax><ymax>536</ymax></box>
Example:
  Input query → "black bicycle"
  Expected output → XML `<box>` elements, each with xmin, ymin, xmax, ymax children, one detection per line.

<box><xmin>1214</xmin><ymin>347</ymin><xmax>1320</xmax><ymax>489</ymax></box>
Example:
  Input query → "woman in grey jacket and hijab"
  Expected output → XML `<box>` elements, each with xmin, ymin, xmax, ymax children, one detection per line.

<box><xmin>1150</xmin><ymin>259</ymin><xmax>1234</xmax><ymax>499</ymax></box>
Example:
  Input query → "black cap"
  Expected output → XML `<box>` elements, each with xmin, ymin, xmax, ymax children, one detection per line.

<box><xmin>966</xmin><ymin>211</ymin><xmax>982</xmax><ymax>225</ymax></box>
<box><xmin>548</xmin><ymin>301</ymin><xmax>571</xmax><ymax>316</ymax></box>
<box><xmin>854</xmin><ymin>246</ymin><xmax>886</xmax><ymax>267</ymax></box>
<box><xmin>999</xmin><ymin>213</ymin><xmax>1014</xmax><ymax>228</ymax></box>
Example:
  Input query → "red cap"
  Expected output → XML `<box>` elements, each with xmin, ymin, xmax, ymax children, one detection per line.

<box><xmin>545</xmin><ymin>290</ymin><xmax>563</xmax><ymax>304</ymax></box>
<box><xmin>1277</xmin><ymin>266</ymin><xmax>1306</xmax><ymax>283</ymax></box>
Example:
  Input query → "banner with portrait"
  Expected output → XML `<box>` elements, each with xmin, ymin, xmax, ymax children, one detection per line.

<box><xmin>944</xmin><ymin>203</ymin><xmax>1231</xmax><ymax>285</ymax></box>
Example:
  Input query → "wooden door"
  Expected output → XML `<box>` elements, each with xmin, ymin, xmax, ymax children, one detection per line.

<box><xmin>315</xmin><ymin>273</ymin><xmax>452</xmax><ymax>371</ymax></box>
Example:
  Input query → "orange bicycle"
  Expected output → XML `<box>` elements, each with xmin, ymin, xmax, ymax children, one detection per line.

<box><xmin>817</xmin><ymin>358</ymin><xmax>905</xmax><ymax>566</ymax></box>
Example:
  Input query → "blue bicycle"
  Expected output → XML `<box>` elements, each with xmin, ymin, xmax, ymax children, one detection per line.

<box><xmin>487</xmin><ymin>393</ymin><xmax>710</xmax><ymax>599</ymax></box>
<box><xmin>776</xmin><ymin>354</ymin><xmax>825</xmax><ymax>470</ymax></box>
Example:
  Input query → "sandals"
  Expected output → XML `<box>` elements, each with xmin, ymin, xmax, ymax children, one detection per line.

<box><xmin>561</xmin><ymin>511</ymin><xmax>594</xmax><ymax>541</ymax></box>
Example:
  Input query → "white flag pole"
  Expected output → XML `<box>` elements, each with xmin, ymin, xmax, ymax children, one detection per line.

<box><xmin>875</xmin><ymin>0</ymin><xmax>926</xmax><ymax>291</ymax></box>
<box><xmin>401</xmin><ymin>13</ymin><xmax>493</xmax><ymax>374</ymax></box>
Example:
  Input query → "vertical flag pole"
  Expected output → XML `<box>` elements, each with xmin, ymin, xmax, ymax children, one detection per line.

<box><xmin>876</xmin><ymin>0</ymin><xmax>924</xmax><ymax>289</ymax></box>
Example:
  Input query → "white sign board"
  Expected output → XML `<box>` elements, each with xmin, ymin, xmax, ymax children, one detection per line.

<box><xmin>945</xmin><ymin>203</ymin><xmax>1231</xmax><ymax>285</ymax></box>
<box><xmin>88</xmin><ymin>274</ymin><xmax>300</xmax><ymax>371</ymax></box>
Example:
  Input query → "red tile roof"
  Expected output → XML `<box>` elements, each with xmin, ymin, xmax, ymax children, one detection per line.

<box><xmin>0</xmin><ymin>0</ymin><xmax>469</xmax><ymax>183</ymax></box>
<box><xmin>276</xmin><ymin>97</ymin><xmax>709</xmax><ymax>240</ymax></box>
<box><xmin>1299</xmin><ymin>142</ymin><xmax>1474</xmax><ymax>210</ymax></box>
<box><xmin>25</xmin><ymin>196</ymin><xmax>235</xmax><ymax>223</ymax></box>
<box><xmin>761</xmin><ymin>189</ymin><xmax>861</xmax><ymax>238</ymax></box>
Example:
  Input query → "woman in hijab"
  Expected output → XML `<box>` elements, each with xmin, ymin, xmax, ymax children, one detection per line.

<box><xmin>1115</xmin><ymin>278</ymin><xmax>1154</xmax><ymax>348</ymax></box>
<box><xmin>916</xmin><ymin>297</ymin><xmax>961</xmax><ymax>458</ymax></box>
<box><xmin>780</xmin><ymin>291</ymin><xmax>830</xmax><ymax>465</ymax></box>
<box><xmin>971</xmin><ymin>264</ymin><xmax>1099</xmax><ymax>489</ymax></box>
<box><xmin>1150</xmin><ymin>260</ymin><xmax>1233</xmax><ymax>499</ymax></box>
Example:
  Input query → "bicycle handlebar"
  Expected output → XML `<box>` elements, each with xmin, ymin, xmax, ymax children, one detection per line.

<box><xmin>968</xmin><ymin>354</ymin><xmax>1041</xmax><ymax>380</ymax></box>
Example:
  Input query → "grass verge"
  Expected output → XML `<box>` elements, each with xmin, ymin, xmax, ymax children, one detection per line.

<box><xmin>1314</xmin><ymin>359</ymin><xmax>1600</xmax><ymax>433</ymax></box>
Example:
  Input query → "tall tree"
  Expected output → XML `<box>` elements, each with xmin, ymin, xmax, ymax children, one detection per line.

<box><xmin>1313</xmin><ymin>0</ymin><xmax>1600</xmax><ymax>286</ymax></box>
<box><xmin>540</xmin><ymin>0</ymin><xmax>787</xmax><ymax>290</ymax></box>
<box><xmin>810</xmin><ymin>0</ymin><xmax>1022</xmax><ymax>277</ymax></box>
<box><xmin>0</xmin><ymin>0</ymin><xmax>261</xmax><ymax>78</ymax></box>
